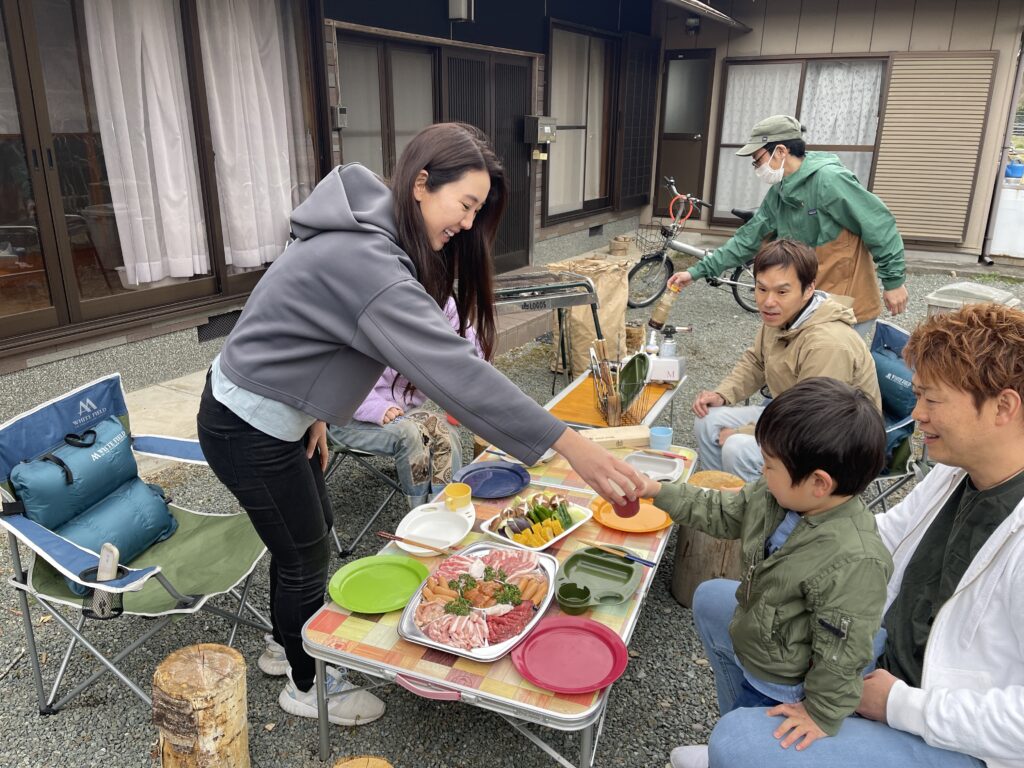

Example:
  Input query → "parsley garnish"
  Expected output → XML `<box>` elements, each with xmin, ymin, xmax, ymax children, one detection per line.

<box><xmin>483</xmin><ymin>566</ymin><xmax>508</xmax><ymax>582</ymax></box>
<box><xmin>493</xmin><ymin>583</ymin><xmax>522</xmax><ymax>606</ymax></box>
<box><xmin>444</xmin><ymin>597</ymin><xmax>471</xmax><ymax>616</ymax></box>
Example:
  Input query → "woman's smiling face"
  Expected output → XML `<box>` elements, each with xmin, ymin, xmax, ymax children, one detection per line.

<box><xmin>413</xmin><ymin>169</ymin><xmax>490</xmax><ymax>252</ymax></box>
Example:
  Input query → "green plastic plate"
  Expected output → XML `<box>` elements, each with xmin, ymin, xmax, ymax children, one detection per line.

<box><xmin>555</xmin><ymin>547</ymin><xmax>643</xmax><ymax>608</ymax></box>
<box><xmin>328</xmin><ymin>555</ymin><xmax>429</xmax><ymax>614</ymax></box>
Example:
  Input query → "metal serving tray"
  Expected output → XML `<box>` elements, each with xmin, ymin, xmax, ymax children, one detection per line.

<box><xmin>397</xmin><ymin>540</ymin><xmax>558</xmax><ymax>662</ymax></box>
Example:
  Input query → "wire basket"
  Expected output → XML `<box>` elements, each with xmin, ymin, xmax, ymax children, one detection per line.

<box><xmin>634</xmin><ymin>223</ymin><xmax>669</xmax><ymax>255</ymax></box>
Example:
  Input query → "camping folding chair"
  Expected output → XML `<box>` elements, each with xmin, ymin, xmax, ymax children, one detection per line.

<box><xmin>323</xmin><ymin>437</ymin><xmax>403</xmax><ymax>557</ymax></box>
<box><xmin>865</xmin><ymin>320</ymin><xmax>931</xmax><ymax>511</ymax></box>
<box><xmin>0</xmin><ymin>374</ymin><xmax>270</xmax><ymax>714</ymax></box>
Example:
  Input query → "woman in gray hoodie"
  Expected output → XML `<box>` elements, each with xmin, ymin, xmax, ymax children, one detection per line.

<box><xmin>197</xmin><ymin>122</ymin><xmax>644</xmax><ymax>726</ymax></box>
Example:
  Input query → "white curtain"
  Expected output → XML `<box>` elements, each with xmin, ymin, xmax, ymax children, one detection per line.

<box><xmin>197</xmin><ymin>0</ymin><xmax>313</xmax><ymax>270</ymax></box>
<box><xmin>719</xmin><ymin>63</ymin><xmax>802</xmax><ymax>144</ymax></box>
<box><xmin>802</xmin><ymin>61</ymin><xmax>883</xmax><ymax>146</ymax></box>
<box><xmin>715</xmin><ymin>63</ymin><xmax>801</xmax><ymax>217</ymax></box>
<box><xmin>83</xmin><ymin>0</ymin><xmax>209</xmax><ymax>284</ymax></box>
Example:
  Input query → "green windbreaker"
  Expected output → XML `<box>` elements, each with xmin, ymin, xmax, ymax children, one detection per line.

<box><xmin>655</xmin><ymin>480</ymin><xmax>893</xmax><ymax>735</ymax></box>
<box><xmin>689</xmin><ymin>153</ymin><xmax>905</xmax><ymax>322</ymax></box>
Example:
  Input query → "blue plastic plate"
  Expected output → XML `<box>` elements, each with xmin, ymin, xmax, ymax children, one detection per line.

<box><xmin>453</xmin><ymin>461</ymin><xmax>530</xmax><ymax>499</ymax></box>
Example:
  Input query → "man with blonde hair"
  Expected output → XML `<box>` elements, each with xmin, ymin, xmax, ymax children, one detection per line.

<box><xmin>673</xmin><ymin>303</ymin><xmax>1024</xmax><ymax>768</ymax></box>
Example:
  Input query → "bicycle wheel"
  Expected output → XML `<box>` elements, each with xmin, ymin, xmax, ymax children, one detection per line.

<box><xmin>731</xmin><ymin>260</ymin><xmax>758</xmax><ymax>313</ymax></box>
<box><xmin>627</xmin><ymin>254</ymin><xmax>674</xmax><ymax>308</ymax></box>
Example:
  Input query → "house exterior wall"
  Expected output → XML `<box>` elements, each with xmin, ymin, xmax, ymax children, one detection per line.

<box><xmin>659</xmin><ymin>0</ymin><xmax>1024</xmax><ymax>256</ymax></box>
<box><xmin>323</xmin><ymin>3</ymin><xmax>660</xmax><ymax>262</ymax></box>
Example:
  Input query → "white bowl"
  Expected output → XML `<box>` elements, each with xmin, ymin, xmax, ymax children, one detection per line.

<box><xmin>624</xmin><ymin>452</ymin><xmax>684</xmax><ymax>482</ymax></box>
<box><xmin>393</xmin><ymin>509</ymin><xmax>473</xmax><ymax>556</ymax></box>
<box><xmin>403</xmin><ymin>500</ymin><xmax>475</xmax><ymax>526</ymax></box>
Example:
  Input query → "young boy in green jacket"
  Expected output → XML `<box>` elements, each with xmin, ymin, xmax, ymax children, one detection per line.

<box><xmin>643</xmin><ymin>377</ymin><xmax>893</xmax><ymax>750</ymax></box>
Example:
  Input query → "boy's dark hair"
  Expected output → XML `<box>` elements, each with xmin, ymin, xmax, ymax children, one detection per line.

<box><xmin>764</xmin><ymin>138</ymin><xmax>806</xmax><ymax>157</ymax></box>
<box><xmin>753</xmin><ymin>238</ymin><xmax>818</xmax><ymax>292</ymax></box>
<box><xmin>755</xmin><ymin>377</ymin><xmax>886</xmax><ymax>496</ymax></box>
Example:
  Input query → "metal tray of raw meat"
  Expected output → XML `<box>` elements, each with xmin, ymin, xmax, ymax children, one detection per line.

<box><xmin>397</xmin><ymin>540</ymin><xmax>557</xmax><ymax>661</ymax></box>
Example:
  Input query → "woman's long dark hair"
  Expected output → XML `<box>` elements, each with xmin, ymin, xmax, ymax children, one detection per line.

<box><xmin>390</xmin><ymin>122</ymin><xmax>505</xmax><ymax>362</ymax></box>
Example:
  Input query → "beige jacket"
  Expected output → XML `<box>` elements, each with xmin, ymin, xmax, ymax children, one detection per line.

<box><xmin>716</xmin><ymin>294</ymin><xmax>881</xmax><ymax>434</ymax></box>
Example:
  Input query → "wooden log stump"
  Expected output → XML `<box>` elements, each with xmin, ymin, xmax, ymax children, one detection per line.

<box><xmin>153</xmin><ymin>643</ymin><xmax>249</xmax><ymax>768</ymax></box>
<box><xmin>671</xmin><ymin>527</ymin><xmax>743</xmax><ymax>608</ymax></box>
<box><xmin>333</xmin><ymin>758</ymin><xmax>394</xmax><ymax>768</ymax></box>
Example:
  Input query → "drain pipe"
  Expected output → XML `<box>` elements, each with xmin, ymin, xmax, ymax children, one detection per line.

<box><xmin>983</xmin><ymin>30</ymin><xmax>1024</xmax><ymax>262</ymax></box>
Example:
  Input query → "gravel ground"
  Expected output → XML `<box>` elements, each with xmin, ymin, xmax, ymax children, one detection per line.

<box><xmin>1</xmin><ymin>270</ymin><xmax>1020</xmax><ymax>767</ymax></box>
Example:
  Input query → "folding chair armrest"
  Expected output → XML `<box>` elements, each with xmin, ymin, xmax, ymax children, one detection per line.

<box><xmin>0</xmin><ymin>514</ymin><xmax>159</xmax><ymax>593</ymax></box>
<box><xmin>885</xmin><ymin>415</ymin><xmax>915</xmax><ymax>434</ymax></box>
<box><xmin>132</xmin><ymin>434</ymin><xmax>207</xmax><ymax>465</ymax></box>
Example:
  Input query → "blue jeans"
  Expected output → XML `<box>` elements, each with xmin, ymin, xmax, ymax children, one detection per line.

<box><xmin>328</xmin><ymin>407</ymin><xmax>463</xmax><ymax>508</ymax></box>
<box><xmin>690</xmin><ymin>579</ymin><xmax>985</xmax><ymax>768</ymax></box>
<box><xmin>694</xmin><ymin>405</ymin><xmax>765</xmax><ymax>481</ymax></box>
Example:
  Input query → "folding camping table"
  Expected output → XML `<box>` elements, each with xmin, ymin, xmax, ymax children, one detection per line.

<box><xmin>302</xmin><ymin>447</ymin><xmax>697</xmax><ymax>766</ymax></box>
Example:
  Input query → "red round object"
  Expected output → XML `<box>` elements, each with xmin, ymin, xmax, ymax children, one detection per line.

<box><xmin>612</xmin><ymin>497</ymin><xmax>640</xmax><ymax>517</ymax></box>
<box><xmin>511</xmin><ymin>616</ymin><xmax>629</xmax><ymax>694</ymax></box>
<box><xmin>446</xmin><ymin>413</ymin><xmax>460</xmax><ymax>426</ymax></box>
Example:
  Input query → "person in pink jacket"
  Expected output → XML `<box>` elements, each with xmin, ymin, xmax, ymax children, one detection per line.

<box><xmin>329</xmin><ymin>296</ymin><xmax>482</xmax><ymax>508</ymax></box>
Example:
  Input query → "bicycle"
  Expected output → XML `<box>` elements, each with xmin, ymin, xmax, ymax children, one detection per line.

<box><xmin>627</xmin><ymin>177</ymin><xmax>758</xmax><ymax>313</ymax></box>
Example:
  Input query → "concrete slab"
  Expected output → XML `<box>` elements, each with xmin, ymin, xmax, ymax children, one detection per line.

<box><xmin>126</xmin><ymin>377</ymin><xmax>203</xmax><ymax>477</ymax></box>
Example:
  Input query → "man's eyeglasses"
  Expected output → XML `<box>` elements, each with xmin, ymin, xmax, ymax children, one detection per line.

<box><xmin>751</xmin><ymin>150</ymin><xmax>769</xmax><ymax>168</ymax></box>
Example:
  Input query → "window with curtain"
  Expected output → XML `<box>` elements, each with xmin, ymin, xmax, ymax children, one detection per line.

<box><xmin>713</xmin><ymin>58</ymin><xmax>884</xmax><ymax>220</ymax></box>
<box><xmin>197</xmin><ymin>0</ymin><xmax>317</xmax><ymax>274</ymax></box>
<box><xmin>40</xmin><ymin>0</ymin><xmax>211</xmax><ymax>292</ymax></box>
<box><xmin>547</xmin><ymin>27</ymin><xmax>614</xmax><ymax>219</ymax></box>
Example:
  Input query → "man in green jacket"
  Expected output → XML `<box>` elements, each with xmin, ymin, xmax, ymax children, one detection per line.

<box><xmin>669</xmin><ymin>115</ymin><xmax>909</xmax><ymax>336</ymax></box>
<box><xmin>646</xmin><ymin>377</ymin><xmax>893</xmax><ymax>755</ymax></box>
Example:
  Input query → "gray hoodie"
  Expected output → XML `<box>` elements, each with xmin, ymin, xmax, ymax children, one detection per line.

<box><xmin>220</xmin><ymin>164</ymin><xmax>563</xmax><ymax>463</ymax></box>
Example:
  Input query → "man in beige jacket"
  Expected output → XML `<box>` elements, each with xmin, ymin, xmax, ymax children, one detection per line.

<box><xmin>693</xmin><ymin>239</ymin><xmax>880</xmax><ymax>480</ymax></box>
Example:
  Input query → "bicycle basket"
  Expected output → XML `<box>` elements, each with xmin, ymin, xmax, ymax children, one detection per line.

<box><xmin>635</xmin><ymin>223</ymin><xmax>669</xmax><ymax>255</ymax></box>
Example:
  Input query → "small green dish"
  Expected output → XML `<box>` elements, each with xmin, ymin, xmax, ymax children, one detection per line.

<box><xmin>328</xmin><ymin>555</ymin><xmax>429</xmax><ymax>614</ymax></box>
<box><xmin>556</xmin><ymin>582</ymin><xmax>592</xmax><ymax>615</ymax></box>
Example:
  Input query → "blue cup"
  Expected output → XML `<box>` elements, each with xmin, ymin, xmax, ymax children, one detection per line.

<box><xmin>650</xmin><ymin>426</ymin><xmax>673</xmax><ymax>450</ymax></box>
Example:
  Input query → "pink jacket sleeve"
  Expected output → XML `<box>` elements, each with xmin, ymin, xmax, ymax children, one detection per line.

<box><xmin>352</xmin><ymin>297</ymin><xmax>482</xmax><ymax>425</ymax></box>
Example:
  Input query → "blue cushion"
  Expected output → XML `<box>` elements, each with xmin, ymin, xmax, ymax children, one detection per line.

<box><xmin>872</xmin><ymin>348</ymin><xmax>915</xmax><ymax>422</ymax></box>
<box><xmin>9</xmin><ymin>416</ymin><xmax>138</xmax><ymax>530</ymax></box>
<box><xmin>56</xmin><ymin>477</ymin><xmax>178</xmax><ymax>595</ymax></box>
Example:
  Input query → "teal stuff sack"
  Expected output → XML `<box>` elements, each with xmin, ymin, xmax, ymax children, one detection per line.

<box><xmin>872</xmin><ymin>348</ymin><xmax>915</xmax><ymax>422</ymax></box>
<box><xmin>57</xmin><ymin>477</ymin><xmax>178</xmax><ymax>595</ymax></box>
<box><xmin>9</xmin><ymin>416</ymin><xmax>138</xmax><ymax>530</ymax></box>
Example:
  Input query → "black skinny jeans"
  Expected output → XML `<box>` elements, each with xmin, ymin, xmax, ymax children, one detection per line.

<box><xmin>197</xmin><ymin>375</ymin><xmax>332</xmax><ymax>691</ymax></box>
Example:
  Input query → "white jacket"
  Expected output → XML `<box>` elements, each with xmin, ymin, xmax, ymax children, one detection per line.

<box><xmin>876</xmin><ymin>463</ymin><xmax>1024</xmax><ymax>768</ymax></box>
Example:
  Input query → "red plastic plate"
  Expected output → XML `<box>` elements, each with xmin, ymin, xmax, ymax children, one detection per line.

<box><xmin>511</xmin><ymin>616</ymin><xmax>629</xmax><ymax>694</ymax></box>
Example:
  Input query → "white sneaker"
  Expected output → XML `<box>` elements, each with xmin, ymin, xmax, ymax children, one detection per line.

<box><xmin>670</xmin><ymin>745</ymin><xmax>709</xmax><ymax>768</ymax></box>
<box><xmin>278</xmin><ymin>667</ymin><xmax>385</xmax><ymax>726</ymax></box>
<box><xmin>257</xmin><ymin>634</ymin><xmax>289</xmax><ymax>677</ymax></box>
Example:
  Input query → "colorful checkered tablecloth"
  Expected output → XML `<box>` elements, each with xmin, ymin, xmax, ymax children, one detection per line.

<box><xmin>304</xmin><ymin>447</ymin><xmax>696</xmax><ymax>723</ymax></box>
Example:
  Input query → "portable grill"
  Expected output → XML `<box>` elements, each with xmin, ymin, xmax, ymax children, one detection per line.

<box><xmin>493</xmin><ymin>271</ymin><xmax>604</xmax><ymax>386</ymax></box>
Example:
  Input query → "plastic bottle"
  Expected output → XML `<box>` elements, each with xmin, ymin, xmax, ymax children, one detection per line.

<box><xmin>644</xmin><ymin>330</ymin><xmax>660</xmax><ymax>356</ymax></box>
<box><xmin>648</xmin><ymin>284</ymin><xmax>681</xmax><ymax>330</ymax></box>
<box><xmin>659</xmin><ymin>328</ymin><xmax>677</xmax><ymax>359</ymax></box>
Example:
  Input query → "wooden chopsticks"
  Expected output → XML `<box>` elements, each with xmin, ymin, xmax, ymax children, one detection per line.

<box><xmin>577</xmin><ymin>539</ymin><xmax>656</xmax><ymax>568</ymax></box>
<box><xmin>376</xmin><ymin>531</ymin><xmax>457</xmax><ymax>557</ymax></box>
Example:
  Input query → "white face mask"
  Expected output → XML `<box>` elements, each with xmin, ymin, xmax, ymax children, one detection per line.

<box><xmin>754</xmin><ymin>148</ymin><xmax>785</xmax><ymax>185</ymax></box>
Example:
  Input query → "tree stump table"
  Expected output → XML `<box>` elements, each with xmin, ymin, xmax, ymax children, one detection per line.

<box><xmin>153</xmin><ymin>643</ymin><xmax>249</xmax><ymax>767</ymax></box>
